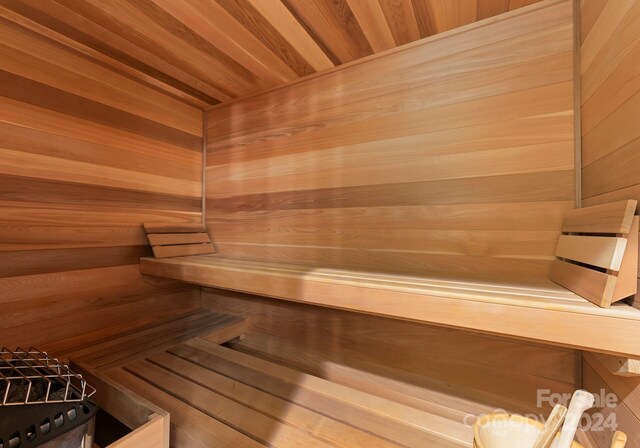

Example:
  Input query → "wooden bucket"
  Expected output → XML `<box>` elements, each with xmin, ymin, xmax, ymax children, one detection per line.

<box><xmin>473</xmin><ymin>413</ymin><xmax>583</xmax><ymax>448</ymax></box>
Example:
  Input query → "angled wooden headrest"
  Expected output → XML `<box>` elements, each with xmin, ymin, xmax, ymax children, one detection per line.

<box><xmin>550</xmin><ymin>200</ymin><xmax>638</xmax><ymax>307</ymax></box>
<box><xmin>143</xmin><ymin>223</ymin><xmax>215</xmax><ymax>258</ymax></box>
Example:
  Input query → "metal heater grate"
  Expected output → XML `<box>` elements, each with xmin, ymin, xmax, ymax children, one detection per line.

<box><xmin>0</xmin><ymin>348</ymin><xmax>97</xmax><ymax>448</ymax></box>
<box><xmin>0</xmin><ymin>348</ymin><xmax>95</xmax><ymax>406</ymax></box>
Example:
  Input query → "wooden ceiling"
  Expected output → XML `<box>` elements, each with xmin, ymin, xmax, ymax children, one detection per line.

<box><xmin>0</xmin><ymin>0</ymin><xmax>543</xmax><ymax>108</ymax></box>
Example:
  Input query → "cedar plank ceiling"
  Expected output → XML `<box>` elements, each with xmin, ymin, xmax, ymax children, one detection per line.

<box><xmin>0</xmin><ymin>0</ymin><xmax>544</xmax><ymax>108</ymax></box>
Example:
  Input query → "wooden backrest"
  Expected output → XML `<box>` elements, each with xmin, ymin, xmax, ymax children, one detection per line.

<box><xmin>143</xmin><ymin>223</ymin><xmax>215</xmax><ymax>258</ymax></box>
<box><xmin>202</xmin><ymin>1</ymin><xmax>574</xmax><ymax>284</ymax></box>
<box><xmin>550</xmin><ymin>200</ymin><xmax>638</xmax><ymax>307</ymax></box>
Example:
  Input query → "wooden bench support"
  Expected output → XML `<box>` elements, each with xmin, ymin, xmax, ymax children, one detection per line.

<box><xmin>71</xmin><ymin>361</ymin><xmax>170</xmax><ymax>448</ymax></box>
<box><xmin>198</xmin><ymin>315</ymin><xmax>248</xmax><ymax>345</ymax></box>
<box><xmin>67</xmin><ymin>310</ymin><xmax>245</xmax><ymax>370</ymax></box>
<box><xmin>590</xmin><ymin>353</ymin><xmax>640</xmax><ymax>377</ymax></box>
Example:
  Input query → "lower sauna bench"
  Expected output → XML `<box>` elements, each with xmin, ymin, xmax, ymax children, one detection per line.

<box><xmin>61</xmin><ymin>282</ymin><xmax>608</xmax><ymax>447</ymax></box>
<box><xmin>63</xmin><ymin>308</ymin><xmax>480</xmax><ymax>447</ymax></box>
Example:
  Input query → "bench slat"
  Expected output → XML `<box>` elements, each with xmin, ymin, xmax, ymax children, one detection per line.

<box><xmin>173</xmin><ymin>341</ymin><xmax>470</xmax><ymax>447</ymax></box>
<box><xmin>152</xmin><ymin>243</ymin><xmax>214</xmax><ymax>258</ymax></box>
<box><xmin>143</xmin><ymin>223</ymin><xmax>205</xmax><ymax>233</ymax></box>
<box><xmin>549</xmin><ymin>260</ymin><xmax>617</xmax><ymax>307</ymax></box>
<box><xmin>124</xmin><ymin>360</ymin><xmax>335</xmax><ymax>448</ymax></box>
<box><xmin>107</xmin><ymin>369</ymin><xmax>265</xmax><ymax>448</ymax></box>
<box><xmin>561</xmin><ymin>200</ymin><xmax>637</xmax><ymax>234</ymax></box>
<box><xmin>555</xmin><ymin>235</ymin><xmax>627</xmax><ymax>270</ymax></box>
<box><xmin>147</xmin><ymin>351</ymin><xmax>400</xmax><ymax>448</ymax></box>
<box><xmin>148</xmin><ymin>233</ymin><xmax>210</xmax><ymax>246</ymax></box>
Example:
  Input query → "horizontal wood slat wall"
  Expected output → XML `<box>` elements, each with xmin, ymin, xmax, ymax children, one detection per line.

<box><xmin>205</xmin><ymin>0</ymin><xmax>575</xmax><ymax>282</ymax></box>
<box><xmin>579</xmin><ymin>3</ymin><xmax>640</xmax><ymax>446</ymax></box>
<box><xmin>203</xmin><ymin>288</ymin><xmax>579</xmax><ymax>418</ymax></box>
<box><xmin>579</xmin><ymin>0</ymin><xmax>640</xmax><ymax>311</ymax></box>
<box><xmin>580</xmin><ymin>0</ymin><xmax>640</xmax><ymax>206</ymax></box>
<box><xmin>582</xmin><ymin>353</ymin><xmax>640</xmax><ymax>448</ymax></box>
<box><xmin>0</xmin><ymin>13</ymin><xmax>204</xmax><ymax>350</ymax></box>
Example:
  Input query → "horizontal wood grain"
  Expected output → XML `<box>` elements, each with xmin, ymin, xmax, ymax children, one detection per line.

<box><xmin>0</xmin><ymin>0</ymin><xmax>547</xmax><ymax>106</ymax></box>
<box><xmin>0</xmin><ymin>69</ymin><xmax>201</xmax><ymax>150</ymax></box>
<box><xmin>208</xmin><ymin>171</ymin><xmax>574</xmax><ymax>212</ymax></box>
<box><xmin>207</xmin><ymin>140</ymin><xmax>574</xmax><ymax>197</ymax></box>
<box><xmin>208</xmin><ymin>201</ymin><xmax>572</xmax><ymax>230</ymax></box>
<box><xmin>125</xmin><ymin>359</ymin><xmax>336</xmax><ymax>448</ymax></box>
<box><xmin>0</xmin><ymin>226</ymin><xmax>147</xmax><ymax>251</ymax></box>
<box><xmin>147</xmin><ymin>350</ymin><xmax>402</xmax><ymax>448</ymax></box>
<box><xmin>169</xmin><ymin>340</ymin><xmax>470</xmax><ymax>447</ymax></box>
<box><xmin>555</xmin><ymin>235</ymin><xmax>627</xmax><ymax>270</ymax></box>
<box><xmin>581</xmin><ymin>0</ymin><xmax>640</xmax><ymax>221</ymax></box>
<box><xmin>0</xmin><ymin>18</ymin><xmax>202</xmax><ymax>135</ymax></box>
<box><xmin>0</xmin><ymin>175</ymin><xmax>201</xmax><ymax>212</ymax></box>
<box><xmin>0</xmin><ymin>121</ymin><xmax>201</xmax><ymax>181</ymax></box>
<box><xmin>549</xmin><ymin>260</ymin><xmax>617</xmax><ymax>307</ymax></box>
<box><xmin>141</xmin><ymin>255</ymin><xmax>640</xmax><ymax>357</ymax></box>
<box><xmin>583</xmin><ymin>137</ymin><xmax>640</xmax><ymax>199</ymax></box>
<box><xmin>143</xmin><ymin>223</ymin><xmax>206</xmax><ymax>233</ymax></box>
<box><xmin>211</xmin><ymin>227</ymin><xmax>559</xmax><ymax>257</ymax></box>
<box><xmin>109</xmin><ymin>368</ymin><xmax>265</xmax><ymax>448</ymax></box>
<box><xmin>0</xmin><ymin>287</ymin><xmax>200</xmax><ymax>349</ymax></box>
<box><xmin>205</xmin><ymin>1</ymin><xmax>574</xmax><ymax>281</ymax></box>
<box><xmin>0</xmin><ymin>246</ymin><xmax>151</xmax><ymax>278</ymax></box>
<box><xmin>561</xmin><ymin>200</ymin><xmax>638</xmax><ymax>234</ymax></box>
<box><xmin>148</xmin><ymin>233</ymin><xmax>210</xmax><ymax>246</ymax></box>
<box><xmin>0</xmin><ymin>202</ymin><xmax>200</xmax><ymax>227</ymax></box>
<box><xmin>0</xmin><ymin>270</ymin><xmax>191</xmax><ymax>332</ymax></box>
<box><xmin>207</xmin><ymin>81</ymin><xmax>573</xmax><ymax>153</ymax></box>
<box><xmin>206</xmin><ymin>2</ymin><xmax>573</xmax><ymax>133</ymax></box>
<box><xmin>152</xmin><ymin>243</ymin><xmax>215</xmax><ymax>259</ymax></box>
<box><xmin>210</xmin><ymin>242</ymin><xmax>554</xmax><ymax>281</ymax></box>
<box><xmin>0</xmin><ymin>264</ymin><xmax>166</xmax><ymax>304</ymax></box>
<box><xmin>0</xmin><ymin>97</ymin><xmax>201</xmax><ymax>168</ymax></box>
<box><xmin>74</xmin><ymin>312</ymin><xmax>241</xmax><ymax>370</ymax></box>
<box><xmin>0</xmin><ymin>15</ymin><xmax>203</xmax><ymax>350</ymax></box>
<box><xmin>0</xmin><ymin>148</ymin><xmax>200</xmax><ymax>197</ymax></box>
<box><xmin>582</xmin><ymin>353</ymin><xmax>640</xmax><ymax>448</ymax></box>
<box><xmin>202</xmin><ymin>288</ymin><xmax>579</xmax><ymax>415</ymax></box>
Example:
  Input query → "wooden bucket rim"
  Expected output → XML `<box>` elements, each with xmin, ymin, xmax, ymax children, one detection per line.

<box><xmin>473</xmin><ymin>413</ymin><xmax>582</xmax><ymax>448</ymax></box>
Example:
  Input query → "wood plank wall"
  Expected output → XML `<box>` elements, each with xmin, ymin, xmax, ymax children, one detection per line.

<box><xmin>205</xmin><ymin>0</ymin><xmax>575</xmax><ymax>283</ymax></box>
<box><xmin>579</xmin><ymin>1</ymin><xmax>640</xmax><ymax>446</ymax></box>
<box><xmin>0</xmin><ymin>14</ymin><xmax>204</xmax><ymax>350</ymax></box>
<box><xmin>580</xmin><ymin>0</ymin><xmax>640</xmax><ymax>207</ymax></box>
<box><xmin>203</xmin><ymin>288</ymin><xmax>579</xmax><ymax>417</ymax></box>
<box><xmin>579</xmin><ymin>0</ymin><xmax>640</xmax><ymax>314</ymax></box>
<box><xmin>582</xmin><ymin>353</ymin><xmax>640</xmax><ymax>448</ymax></box>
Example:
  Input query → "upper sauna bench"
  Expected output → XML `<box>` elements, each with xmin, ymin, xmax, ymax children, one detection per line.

<box><xmin>140</xmin><ymin>255</ymin><xmax>640</xmax><ymax>358</ymax></box>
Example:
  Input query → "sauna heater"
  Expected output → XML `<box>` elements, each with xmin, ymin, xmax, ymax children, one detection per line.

<box><xmin>0</xmin><ymin>348</ymin><xmax>97</xmax><ymax>448</ymax></box>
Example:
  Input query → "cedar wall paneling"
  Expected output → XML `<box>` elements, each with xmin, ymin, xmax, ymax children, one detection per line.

<box><xmin>580</xmin><ymin>0</ymin><xmax>640</xmax><ymax>206</ymax></box>
<box><xmin>203</xmin><ymin>288</ymin><xmax>579</xmax><ymax>418</ymax></box>
<box><xmin>582</xmin><ymin>353</ymin><xmax>640</xmax><ymax>448</ymax></box>
<box><xmin>205</xmin><ymin>0</ymin><xmax>575</xmax><ymax>283</ymax></box>
<box><xmin>0</xmin><ymin>16</ymin><xmax>203</xmax><ymax>350</ymax></box>
<box><xmin>580</xmin><ymin>1</ymin><xmax>640</xmax><ymax>446</ymax></box>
